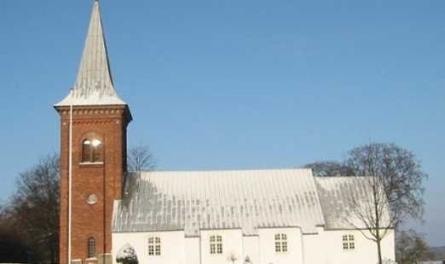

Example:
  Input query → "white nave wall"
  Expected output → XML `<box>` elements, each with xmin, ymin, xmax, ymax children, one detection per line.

<box><xmin>113</xmin><ymin>231</ymin><xmax>187</xmax><ymax>264</ymax></box>
<box><xmin>303</xmin><ymin>228</ymin><xmax>395</xmax><ymax>264</ymax></box>
<box><xmin>112</xmin><ymin>227</ymin><xmax>394</xmax><ymax>264</ymax></box>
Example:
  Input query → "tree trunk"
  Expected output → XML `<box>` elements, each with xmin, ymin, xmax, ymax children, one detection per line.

<box><xmin>377</xmin><ymin>237</ymin><xmax>382</xmax><ymax>264</ymax></box>
<box><xmin>373</xmin><ymin>182</ymin><xmax>383</xmax><ymax>264</ymax></box>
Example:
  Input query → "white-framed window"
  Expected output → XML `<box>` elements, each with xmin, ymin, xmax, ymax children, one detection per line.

<box><xmin>148</xmin><ymin>236</ymin><xmax>161</xmax><ymax>256</ymax></box>
<box><xmin>209</xmin><ymin>235</ymin><xmax>223</xmax><ymax>254</ymax></box>
<box><xmin>275</xmin><ymin>233</ymin><xmax>288</xmax><ymax>253</ymax></box>
<box><xmin>342</xmin><ymin>234</ymin><xmax>355</xmax><ymax>250</ymax></box>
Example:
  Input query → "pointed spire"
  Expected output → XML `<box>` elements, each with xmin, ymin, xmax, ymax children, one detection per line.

<box><xmin>57</xmin><ymin>0</ymin><xmax>125</xmax><ymax>106</ymax></box>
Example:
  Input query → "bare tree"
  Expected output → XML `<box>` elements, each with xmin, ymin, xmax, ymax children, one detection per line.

<box><xmin>396</xmin><ymin>229</ymin><xmax>433</xmax><ymax>264</ymax></box>
<box><xmin>345</xmin><ymin>143</ymin><xmax>427</xmax><ymax>264</ymax></box>
<box><xmin>305</xmin><ymin>143</ymin><xmax>427</xmax><ymax>264</ymax></box>
<box><xmin>346</xmin><ymin>175</ymin><xmax>395</xmax><ymax>264</ymax></box>
<box><xmin>127</xmin><ymin>145</ymin><xmax>156</xmax><ymax>172</ymax></box>
<box><xmin>9</xmin><ymin>154</ymin><xmax>60</xmax><ymax>263</ymax></box>
<box><xmin>304</xmin><ymin>161</ymin><xmax>355</xmax><ymax>177</ymax></box>
<box><xmin>347</xmin><ymin>143</ymin><xmax>426</xmax><ymax>223</ymax></box>
<box><xmin>0</xmin><ymin>206</ymin><xmax>31</xmax><ymax>263</ymax></box>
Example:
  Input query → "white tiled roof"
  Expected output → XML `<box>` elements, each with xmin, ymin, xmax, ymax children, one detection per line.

<box><xmin>315</xmin><ymin>176</ymin><xmax>391</xmax><ymax>230</ymax></box>
<box><xmin>113</xmin><ymin>170</ymin><xmax>391</xmax><ymax>235</ymax></box>
<box><xmin>56</xmin><ymin>1</ymin><xmax>125</xmax><ymax>107</ymax></box>
<box><xmin>113</xmin><ymin>169</ymin><xmax>326</xmax><ymax>235</ymax></box>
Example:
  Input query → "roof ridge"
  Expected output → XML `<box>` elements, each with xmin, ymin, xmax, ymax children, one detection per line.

<box><xmin>130</xmin><ymin>167</ymin><xmax>312</xmax><ymax>174</ymax></box>
<box><xmin>315</xmin><ymin>175</ymin><xmax>371</xmax><ymax>180</ymax></box>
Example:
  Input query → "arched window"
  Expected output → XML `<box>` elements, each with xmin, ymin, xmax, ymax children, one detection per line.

<box><xmin>87</xmin><ymin>237</ymin><xmax>96</xmax><ymax>258</ymax></box>
<box><xmin>82</xmin><ymin>138</ymin><xmax>103</xmax><ymax>162</ymax></box>
<box><xmin>148</xmin><ymin>237</ymin><xmax>161</xmax><ymax>256</ymax></box>
<box><xmin>275</xmin><ymin>233</ymin><xmax>288</xmax><ymax>253</ymax></box>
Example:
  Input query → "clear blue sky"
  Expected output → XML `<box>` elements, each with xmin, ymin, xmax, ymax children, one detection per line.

<box><xmin>0</xmin><ymin>0</ymin><xmax>444</xmax><ymax>245</ymax></box>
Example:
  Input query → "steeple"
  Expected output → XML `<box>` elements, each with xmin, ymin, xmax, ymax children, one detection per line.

<box><xmin>56</xmin><ymin>3</ymin><xmax>131</xmax><ymax>264</ymax></box>
<box><xmin>56</xmin><ymin>0</ymin><xmax>125</xmax><ymax>106</ymax></box>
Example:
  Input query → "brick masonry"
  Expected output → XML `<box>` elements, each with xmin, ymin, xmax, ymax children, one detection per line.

<box><xmin>56</xmin><ymin>105</ymin><xmax>131</xmax><ymax>264</ymax></box>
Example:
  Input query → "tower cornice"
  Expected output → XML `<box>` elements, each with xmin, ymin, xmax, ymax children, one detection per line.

<box><xmin>55</xmin><ymin>104</ymin><xmax>132</xmax><ymax>124</ymax></box>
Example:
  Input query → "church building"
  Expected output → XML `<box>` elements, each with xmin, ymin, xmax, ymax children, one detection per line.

<box><xmin>55</xmin><ymin>1</ymin><xmax>395</xmax><ymax>264</ymax></box>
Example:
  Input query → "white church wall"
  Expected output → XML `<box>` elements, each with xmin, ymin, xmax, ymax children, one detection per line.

<box><xmin>111</xmin><ymin>227</ymin><xmax>395</xmax><ymax>264</ymax></box>
<box><xmin>302</xmin><ymin>228</ymin><xmax>395</xmax><ymax>264</ymax></box>
<box><xmin>112</xmin><ymin>230</ymin><xmax>186</xmax><ymax>264</ymax></box>
<box><xmin>257</xmin><ymin>227</ymin><xmax>304</xmax><ymax>264</ymax></box>
<box><xmin>379</xmin><ymin>229</ymin><xmax>396</xmax><ymax>262</ymax></box>
<box><xmin>242</xmin><ymin>235</ymin><xmax>260</xmax><ymax>264</ymax></box>
<box><xmin>301</xmin><ymin>227</ymin><xmax>325</xmax><ymax>264</ymax></box>
<box><xmin>200</xmin><ymin>229</ymin><xmax>243</xmax><ymax>264</ymax></box>
<box><xmin>185</xmin><ymin>236</ymin><xmax>201</xmax><ymax>264</ymax></box>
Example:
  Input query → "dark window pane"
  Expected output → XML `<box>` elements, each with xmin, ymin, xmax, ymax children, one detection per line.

<box><xmin>82</xmin><ymin>140</ymin><xmax>92</xmax><ymax>162</ymax></box>
<box><xmin>87</xmin><ymin>237</ymin><xmax>95</xmax><ymax>258</ymax></box>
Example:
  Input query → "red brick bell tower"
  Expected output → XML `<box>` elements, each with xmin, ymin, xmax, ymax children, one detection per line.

<box><xmin>55</xmin><ymin>1</ymin><xmax>131</xmax><ymax>263</ymax></box>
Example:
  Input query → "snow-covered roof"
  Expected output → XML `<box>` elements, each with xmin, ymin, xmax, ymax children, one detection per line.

<box><xmin>56</xmin><ymin>1</ymin><xmax>126</xmax><ymax>107</ymax></box>
<box><xmin>113</xmin><ymin>169</ymin><xmax>326</xmax><ymax>236</ymax></box>
<box><xmin>315</xmin><ymin>176</ymin><xmax>391</xmax><ymax>230</ymax></box>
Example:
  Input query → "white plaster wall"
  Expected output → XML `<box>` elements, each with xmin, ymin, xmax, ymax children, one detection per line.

<box><xmin>112</xmin><ymin>227</ymin><xmax>395</xmax><ymax>264</ymax></box>
<box><xmin>185</xmin><ymin>236</ymin><xmax>201</xmax><ymax>264</ymax></box>
<box><xmin>242</xmin><ymin>235</ymin><xmax>260</xmax><ymax>264</ymax></box>
<box><xmin>112</xmin><ymin>231</ymin><xmax>186</xmax><ymax>264</ymax></box>
<box><xmin>303</xmin><ymin>228</ymin><xmax>395</xmax><ymax>264</ymax></box>
<box><xmin>381</xmin><ymin>230</ymin><xmax>396</xmax><ymax>262</ymax></box>
<box><xmin>258</xmin><ymin>227</ymin><xmax>304</xmax><ymax>264</ymax></box>
<box><xmin>301</xmin><ymin>227</ymin><xmax>325</xmax><ymax>264</ymax></box>
<box><xmin>200</xmin><ymin>229</ymin><xmax>243</xmax><ymax>264</ymax></box>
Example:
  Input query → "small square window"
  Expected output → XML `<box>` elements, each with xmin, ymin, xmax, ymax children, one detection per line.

<box><xmin>148</xmin><ymin>237</ymin><xmax>161</xmax><ymax>256</ymax></box>
<box><xmin>342</xmin><ymin>234</ymin><xmax>355</xmax><ymax>250</ymax></box>
<box><xmin>210</xmin><ymin>235</ymin><xmax>223</xmax><ymax>254</ymax></box>
<box><xmin>275</xmin><ymin>233</ymin><xmax>288</xmax><ymax>253</ymax></box>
